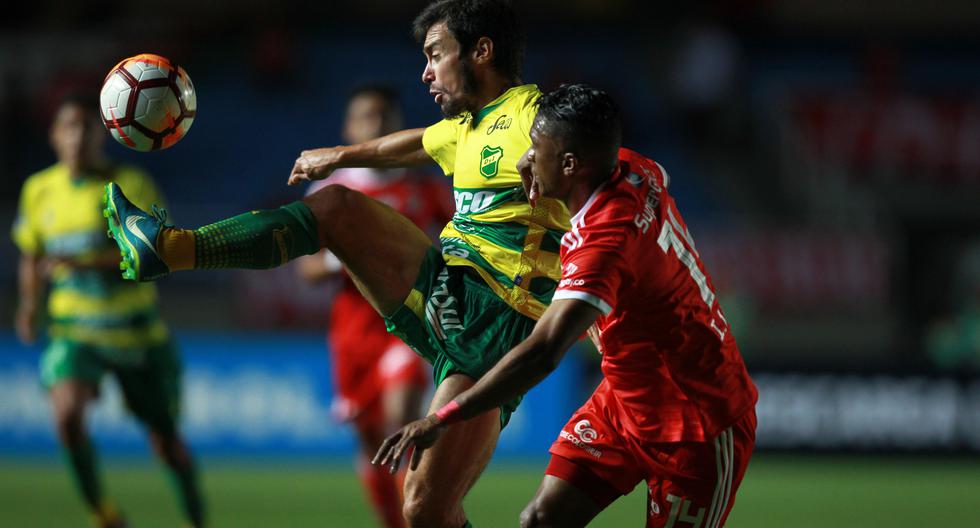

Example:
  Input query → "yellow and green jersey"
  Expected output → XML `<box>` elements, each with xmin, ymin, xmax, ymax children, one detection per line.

<box><xmin>423</xmin><ymin>84</ymin><xmax>570</xmax><ymax>320</ymax></box>
<box><xmin>12</xmin><ymin>163</ymin><xmax>169</xmax><ymax>355</ymax></box>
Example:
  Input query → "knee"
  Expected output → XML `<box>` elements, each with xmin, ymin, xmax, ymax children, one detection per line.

<box><xmin>149</xmin><ymin>431</ymin><xmax>189</xmax><ymax>467</ymax></box>
<box><xmin>54</xmin><ymin>404</ymin><xmax>86</xmax><ymax>445</ymax></box>
<box><xmin>305</xmin><ymin>183</ymin><xmax>354</xmax><ymax>215</ymax></box>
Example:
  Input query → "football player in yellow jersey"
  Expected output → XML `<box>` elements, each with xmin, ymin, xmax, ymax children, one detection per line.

<box><xmin>13</xmin><ymin>94</ymin><xmax>205</xmax><ymax>528</ymax></box>
<box><xmin>103</xmin><ymin>1</ymin><xmax>567</xmax><ymax>525</ymax></box>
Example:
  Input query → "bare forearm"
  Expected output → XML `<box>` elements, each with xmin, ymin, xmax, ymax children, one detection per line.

<box><xmin>443</xmin><ymin>299</ymin><xmax>602</xmax><ymax>423</ymax></box>
<box><xmin>290</xmin><ymin>128</ymin><xmax>430</xmax><ymax>185</ymax></box>
<box><xmin>372</xmin><ymin>301</ymin><xmax>601</xmax><ymax>475</ymax></box>
<box><xmin>336</xmin><ymin>128</ymin><xmax>429</xmax><ymax>168</ymax></box>
<box><xmin>454</xmin><ymin>339</ymin><xmax>562</xmax><ymax>421</ymax></box>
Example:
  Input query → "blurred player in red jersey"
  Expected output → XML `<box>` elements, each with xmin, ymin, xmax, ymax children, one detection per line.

<box><xmin>376</xmin><ymin>84</ymin><xmax>758</xmax><ymax>528</ymax></box>
<box><xmin>297</xmin><ymin>86</ymin><xmax>450</xmax><ymax>528</ymax></box>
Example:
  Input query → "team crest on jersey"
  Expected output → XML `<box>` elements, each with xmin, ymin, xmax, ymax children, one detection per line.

<box><xmin>480</xmin><ymin>145</ymin><xmax>504</xmax><ymax>179</ymax></box>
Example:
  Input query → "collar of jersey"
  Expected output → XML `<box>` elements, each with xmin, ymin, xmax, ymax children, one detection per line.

<box><xmin>472</xmin><ymin>84</ymin><xmax>538</xmax><ymax>127</ymax></box>
<box><xmin>569</xmin><ymin>162</ymin><xmax>625</xmax><ymax>225</ymax></box>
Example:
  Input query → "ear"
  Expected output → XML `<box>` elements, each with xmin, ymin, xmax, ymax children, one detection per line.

<box><xmin>472</xmin><ymin>36</ymin><xmax>494</xmax><ymax>64</ymax></box>
<box><xmin>561</xmin><ymin>152</ymin><xmax>578</xmax><ymax>176</ymax></box>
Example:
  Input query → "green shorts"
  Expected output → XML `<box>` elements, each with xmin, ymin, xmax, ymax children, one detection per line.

<box><xmin>40</xmin><ymin>339</ymin><xmax>182</xmax><ymax>434</ymax></box>
<box><xmin>385</xmin><ymin>247</ymin><xmax>538</xmax><ymax>428</ymax></box>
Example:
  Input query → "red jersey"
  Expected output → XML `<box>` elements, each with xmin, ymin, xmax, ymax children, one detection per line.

<box><xmin>307</xmin><ymin>169</ymin><xmax>451</xmax><ymax>416</ymax></box>
<box><xmin>553</xmin><ymin>148</ymin><xmax>757</xmax><ymax>443</ymax></box>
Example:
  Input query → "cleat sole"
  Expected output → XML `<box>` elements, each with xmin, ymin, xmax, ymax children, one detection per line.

<box><xmin>103</xmin><ymin>183</ymin><xmax>141</xmax><ymax>281</ymax></box>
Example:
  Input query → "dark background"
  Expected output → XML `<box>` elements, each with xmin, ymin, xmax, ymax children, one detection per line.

<box><xmin>1</xmin><ymin>2</ymin><xmax>979</xmax><ymax>526</ymax></box>
<box><xmin>2</xmin><ymin>0</ymin><xmax>979</xmax><ymax>417</ymax></box>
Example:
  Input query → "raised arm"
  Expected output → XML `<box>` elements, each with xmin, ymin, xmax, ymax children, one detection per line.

<box><xmin>373</xmin><ymin>298</ymin><xmax>601</xmax><ymax>472</ymax></box>
<box><xmin>288</xmin><ymin>128</ymin><xmax>430</xmax><ymax>185</ymax></box>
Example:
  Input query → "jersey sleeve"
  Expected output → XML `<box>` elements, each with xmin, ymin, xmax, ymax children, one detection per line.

<box><xmin>422</xmin><ymin>118</ymin><xmax>460</xmax><ymax>178</ymax></box>
<box><xmin>11</xmin><ymin>177</ymin><xmax>42</xmax><ymax>256</ymax></box>
<box><xmin>518</xmin><ymin>91</ymin><xmax>540</xmax><ymax>138</ymax></box>
<box><xmin>553</xmin><ymin>200</ymin><xmax>637</xmax><ymax>315</ymax></box>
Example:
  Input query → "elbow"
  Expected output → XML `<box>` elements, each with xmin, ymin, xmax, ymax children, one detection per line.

<box><xmin>544</xmin><ymin>349</ymin><xmax>563</xmax><ymax>373</ymax></box>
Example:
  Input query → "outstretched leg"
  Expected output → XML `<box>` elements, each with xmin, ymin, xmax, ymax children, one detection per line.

<box><xmin>401</xmin><ymin>374</ymin><xmax>501</xmax><ymax>528</ymax></box>
<box><xmin>301</xmin><ymin>185</ymin><xmax>433</xmax><ymax>315</ymax></box>
<box><xmin>104</xmin><ymin>182</ymin><xmax>431</xmax><ymax>315</ymax></box>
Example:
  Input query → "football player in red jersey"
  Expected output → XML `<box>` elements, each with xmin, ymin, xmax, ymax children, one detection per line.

<box><xmin>297</xmin><ymin>85</ymin><xmax>451</xmax><ymax>528</ymax></box>
<box><xmin>375</xmin><ymin>84</ymin><xmax>758</xmax><ymax>528</ymax></box>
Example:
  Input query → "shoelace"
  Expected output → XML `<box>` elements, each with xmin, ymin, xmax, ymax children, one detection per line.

<box><xmin>150</xmin><ymin>204</ymin><xmax>174</xmax><ymax>227</ymax></box>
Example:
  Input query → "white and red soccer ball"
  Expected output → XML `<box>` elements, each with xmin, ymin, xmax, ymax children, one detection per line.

<box><xmin>99</xmin><ymin>53</ymin><xmax>196</xmax><ymax>151</ymax></box>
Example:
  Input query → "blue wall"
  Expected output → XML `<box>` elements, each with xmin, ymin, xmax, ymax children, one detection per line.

<box><xmin>0</xmin><ymin>332</ymin><xmax>584</xmax><ymax>460</ymax></box>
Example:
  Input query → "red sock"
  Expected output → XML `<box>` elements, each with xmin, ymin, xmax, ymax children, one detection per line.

<box><xmin>356</xmin><ymin>454</ymin><xmax>406</xmax><ymax>528</ymax></box>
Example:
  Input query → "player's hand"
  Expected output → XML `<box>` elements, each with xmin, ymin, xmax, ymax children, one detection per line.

<box><xmin>288</xmin><ymin>147</ymin><xmax>343</xmax><ymax>185</ymax></box>
<box><xmin>14</xmin><ymin>304</ymin><xmax>38</xmax><ymax>345</ymax></box>
<box><xmin>372</xmin><ymin>414</ymin><xmax>445</xmax><ymax>474</ymax></box>
<box><xmin>517</xmin><ymin>148</ymin><xmax>539</xmax><ymax>207</ymax></box>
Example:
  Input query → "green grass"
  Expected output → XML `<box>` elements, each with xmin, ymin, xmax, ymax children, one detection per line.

<box><xmin>0</xmin><ymin>454</ymin><xmax>978</xmax><ymax>527</ymax></box>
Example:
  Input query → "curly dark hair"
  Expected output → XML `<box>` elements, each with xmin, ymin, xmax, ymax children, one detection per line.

<box><xmin>413</xmin><ymin>0</ymin><xmax>525</xmax><ymax>82</ymax></box>
<box><xmin>536</xmin><ymin>84</ymin><xmax>622</xmax><ymax>171</ymax></box>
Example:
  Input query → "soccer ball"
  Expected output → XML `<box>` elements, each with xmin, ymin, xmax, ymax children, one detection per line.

<box><xmin>100</xmin><ymin>53</ymin><xmax>196</xmax><ymax>151</ymax></box>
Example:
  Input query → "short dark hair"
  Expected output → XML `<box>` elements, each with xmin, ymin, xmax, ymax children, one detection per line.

<box><xmin>536</xmin><ymin>84</ymin><xmax>622</xmax><ymax>172</ymax></box>
<box><xmin>413</xmin><ymin>0</ymin><xmax>525</xmax><ymax>82</ymax></box>
<box><xmin>347</xmin><ymin>84</ymin><xmax>400</xmax><ymax>110</ymax></box>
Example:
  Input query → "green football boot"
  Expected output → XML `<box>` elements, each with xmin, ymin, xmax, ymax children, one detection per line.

<box><xmin>103</xmin><ymin>182</ymin><xmax>171</xmax><ymax>281</ymax></box>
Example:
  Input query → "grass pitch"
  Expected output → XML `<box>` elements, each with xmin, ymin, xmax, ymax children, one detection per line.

<box><xmin>0</xmin><ymin>454</ymin><xmax>977</xmax><ymax>526</ymax></box>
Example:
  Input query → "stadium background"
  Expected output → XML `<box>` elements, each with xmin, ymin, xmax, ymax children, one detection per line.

<box><xmin>1</xmin><ymin>1</ymin><xmax>979</xmax><ymax>526</ymax></box>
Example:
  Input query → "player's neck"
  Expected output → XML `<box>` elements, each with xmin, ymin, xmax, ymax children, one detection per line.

<box><xmin>566</xmin><ymin>181</ymin><xmax>599</xmax><ymax>216</ymax></box>
<box><xmin>470</xmin><ymin>74</ymin><xmax>518</xmax><ymax>113</ymax></box>
<box><xmin>566</xmin><ymin>168</ymin><xmax>613</xmax><ymax>215</ymax></box>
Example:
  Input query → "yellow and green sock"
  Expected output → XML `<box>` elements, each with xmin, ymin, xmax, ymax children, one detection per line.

<box><xmin>158</xmin><ymin>201</ymin><xmax>320</xmax><ymax>271</ymax></box>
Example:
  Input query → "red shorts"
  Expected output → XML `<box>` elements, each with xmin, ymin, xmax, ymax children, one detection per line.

<box><xmin>328</xmin><ymin>292</ymin><xmax>428</xmax><ymax>427</ymax></box>
<box><xmin>546</xmin><ymin>383</ymin><xmax>757</xmax><ymax>528</ymax></box>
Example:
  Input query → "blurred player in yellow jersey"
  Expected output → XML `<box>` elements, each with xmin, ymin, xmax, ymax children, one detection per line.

<box><xmin>104</xmin><ymin>1</ymin><xmax>568</xmax><ymax>525</ymax></box>
<box><xmin>13</xmin><ymin>94</ymin><xmax>205</xmax><ymax>528</ymax></box>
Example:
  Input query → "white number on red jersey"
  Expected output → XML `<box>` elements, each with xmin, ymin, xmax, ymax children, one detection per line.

<box><xmin>655</xmin><ymin>203</ymin><xmax>728</xmax><ymax>341</ymax></box>
<box><xmin>657</xmin><ymin>204</ymin><xmax>715</xmax><ymax>307</ymax></box>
